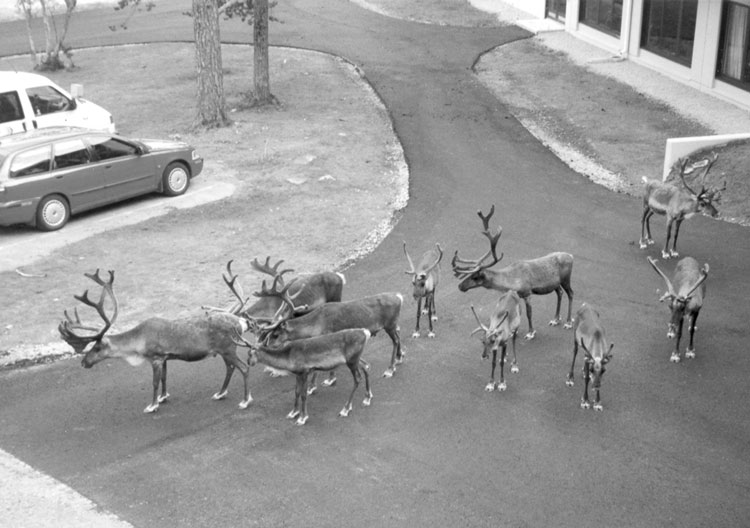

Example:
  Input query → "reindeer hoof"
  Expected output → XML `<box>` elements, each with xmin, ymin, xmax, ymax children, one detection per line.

<box><xmin>548</xmin><ymin>318</ymin><xmax>560</xmax><ymax>327</ymax></box>
<box><xmin>306</xmin><ymin>386</ymin><xmax>318</xmax><ymax>396</ymax></box>
<box><xmin>383</xmin><ymin>368</ymin><xmax>395</xmax><ymax>378</ymax></box>
<box><xmin>524</xmin><ymin>331</ymin><xmax>536</xmax><ymax>340</ymax></box>
<box><xmin>322</xmin><ymin>377</ymin><xmax>337</xmax><ymax>387</ymax></box>
<box><xmin>339</xmin><ymin>406</ymin><xmax>352</xmax><ymax>417</ymax></box>
<box><xmin>670</xmin><ymin>250</ymin><xmax>679</xmax><ymax>258</ymax></box>
<box><xmin>566</xmin><ymin>379</ymin><xmax>574</xmax><ymax>387</ymax></box>
<box><xmin>593</xmin><ymin>403</ymin><xmax>604</xmax><ymax>411</ymax></box>
<box><xmin>432</xmin><ymin>316</ymin><xmax>438</xmax><ymax>323</ymax></box>
<box><xmin>670</xmin><ymin>353</ymin><xmax>681</xmax><ymax>363</ymax></box>
<box><xmin>212</xmin><ymin>390</ymin><xmax>228</xmax><ymax>401</ymax></box>
<box><xmin>157</xmin><ymin>393</ymin><xmax>170</xmax><ymax>404</ymax></box>
<box><xmin>563</xmin><ymin>322</ymin><xmax>573</xmax><ymax>330</ymax></box>
<box><xmin>143</xmin><ymin>403</ymin><xmax>159</xmax><ymax>413</ymax></box>
<box><xmin>498</xmin><ymin>382</ymin><xmax>507</xmax><ymax>392</ymax></box>
<box><xmin>238</xmin><ymin>398</ymin><xmax>252</xmax><ymax>409</ymax></box>
<box><xmin>580</xmin><ymin>399</ymin><xmax>591</xmax><ymax>409</ymax></box>
<box><xmin>287</xmin><ymin>409</ymin><xmax>301</xmax><ymax>420</ymax></box>
<box><xmin>411</xmin><ymin>331</ymin><xmax>420</xmax><ymax>338</ymax></box>
<box><xmin>511</xmin><ymin>364</ymin><xmax>519</xmax><ymax>374</ymax></box>
<box><xmin>484</xmin><ymin>383</ymin><xmax>496</xmax><ymax>392</ymax></box>
<box><xmin>685</xmin><ymin>349</ymin><xmax>695</xmax><ymax>359</ymax></box>
<box><xmin>363</xmin><ymin>395</ymin><xmax>372</xmax><ymax>407</ymax></box>
<box><xmin>295</xmin><ymin>415</ymin><xmax>308</xmax><ymax>426</ymax></box>
<box><xmin>427</xmin><ymin>331</ymin><xmax>435</xmax><ymax>338</ymax></box>
<box><xmin>639</xmin><ymin>241</ymin><xmax>648</xmax><ymax>249</ymax></box>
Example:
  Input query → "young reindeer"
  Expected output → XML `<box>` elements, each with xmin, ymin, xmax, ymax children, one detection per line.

<box><xmin>470</xmin><ymin>290</ymin><xmax>522</xmax><ymax>392</ymax></box>
<box><xmin>647</xmin><ymin>256</ymin><xmax>709</xmax><ymax>363</ymax></box>
<box><xmin>566</xmin><ymin>303</ymin><xmax>614</xmax><ymax>411</ymax></box>
<box><xmin>233</xmin><ymin>328</ymin><xmax>373</xmax><ymax>426</ymax></box>
<box><xmin>452</xmin><ymin>205</ymin><xmax>574</xmax><ymax>340</ymax></box>
<box><xmin>253</xmin><ymin>278</ymin><xmax>405</xmax><ymax>378</ymax></box>
<box><xmin>640</xmin><ymin>153</ymin><xmax>724</xmax><ymax>259</ymax></box>
<box><xmin>403</xmin><ymin>241</ymin><xmax>443</xmax><ymax>338</ymax></box>
<box><xmin>58</xmin><ymin>270</ymin><xmax>252</xmax><ymax>413</ymax></box>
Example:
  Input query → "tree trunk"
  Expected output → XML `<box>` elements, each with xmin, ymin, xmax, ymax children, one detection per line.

<box><xmin>251</xmin><ymin>0</ymin><xmax>276</xmax><ymax>106</ymax></box>
<box><xmin>17</xmin><ymin>0</ymin><xmax>39</xmax><ymax>68</ymax></box>
<box><xmin>192</xmin><ymin>0</ymin><xmax>229</xmax><ymax>129</ymax></box>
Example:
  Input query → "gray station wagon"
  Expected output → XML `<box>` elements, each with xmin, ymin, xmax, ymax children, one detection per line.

<box><xmin>0</xmin><ymin>127</ymin><xmax>203</xmax><ymax>231</ymax></box>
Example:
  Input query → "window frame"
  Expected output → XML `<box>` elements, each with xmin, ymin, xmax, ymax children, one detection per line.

<box><xmin>579</xmin><ymin>0</ymin><xmax>623</xmax><ymax>37</ymax></box>
<box><xmin>640</xmin><ymin>0</ymin><xmax>698</xmax><ymax>68</ymax></box>
<box><xmin>716</xmin><ymin>1</ymin><xmax>750</xmax><ymax>92</ymax></box>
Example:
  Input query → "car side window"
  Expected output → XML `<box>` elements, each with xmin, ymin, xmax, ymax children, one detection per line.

<box><xmin>54</xmin><ymin>139</ymin><xmax>91</xmax><ymax>170</ymax></box>
<box><xmin>88</xmin><ymin>136</ymin><xmax>137</xmax><ymax>161</ymax></box>
<box><xmin>26</xmin><ymin>85</ymin><xmax>73</xmax><ymax>116</ymax></box>
<box><xmin>0</xmin><ymin>91</ymin><xmax>24</xmax><ymax>124</ymax></box>
<box><xmin>10</xmin><ymin>145</ymin><xmax>52</xmax><ymax>178</ymax></box>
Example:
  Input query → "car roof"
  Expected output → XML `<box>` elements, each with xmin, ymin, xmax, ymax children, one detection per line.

<box><xmin>0</xmin><ymin>70</ymin><xmax>60</xmax><ymax>90</ymax></box>
<box><xmin>0</xmin><ymin>127</ymin><xmax>104</xmax><ymax>156</ymax></box>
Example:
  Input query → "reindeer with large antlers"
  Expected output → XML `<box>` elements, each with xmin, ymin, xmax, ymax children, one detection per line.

<box><xmin>647</xmin><ymin>256</ymin><xmax>709</xmax><ymax>363</ymax></box>
<box><xmin>252</xmin><ymin>277</ymin><xmax>404</xmax><ymax>378</ymax></box>
<box><xmin>452</xmin><ymin>205</ymin><xmax>574</xmax><ymax>340</ymax></box>
<box><xmin>59</xmin><ymin>270</ymin><xmax>253</xmax><ymax>413</ymax></box>
<box><xmin>403</xmin><ymin>242</ymin><xmax>443</xmax><ymax>338</ymax></box>
<box><xmin>470</xmin><ymin>290</ymin><xmax>522</xmax><ymax>392</ymax></box>
<box><xmin>566</xmin><ymin>303</ymin><xmax>614</xmax><ymax>411</ymax></box>
<box><xmin>233</xmin><ymin>328</ymin><xmax>373</xmax><ymax>426</ymax></box>
<box><xmin>640</xmin><ymin>153</ymin><xmax>725</xmax><ymax>259</ymax></box>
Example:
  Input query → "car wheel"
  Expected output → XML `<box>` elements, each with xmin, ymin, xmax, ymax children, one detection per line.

<box><xmin>36</xmin><ymin>194</ymin><xmax>70</xmax><ymax>231</ymax></box>
<box><xmin>162</xmin><ymin>162</ymin><xmax>190</xmax><ymax>196</ymax></box>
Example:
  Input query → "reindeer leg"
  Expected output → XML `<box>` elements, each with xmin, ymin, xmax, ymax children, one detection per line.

<box><xmin>430</xmin><ymin>291</ymin><xmax>438</xmax><ymax>322</ymax></box>
<box><xmin>287</xmin><ymin>375</ymin><xmax>303</xmax><ymax>420</ymax></box>
<box><xmin>523</xmin><ymin>296</ymin><xmax>536</xmax><ymax>340</ymax></box>
<box><xmin>497</xmin><ymin>344</ymin><xmax>508</xmax><ymax>391</ymax></box>
<box><xmin>670</xmin><ymin>319</ymin><xmax>684</xmax><ymax>363</ymax></box>
<box><xmin>686</xmin><ymin>311</ymin><xmax>698</xmax><ymax>359</ymax></box>
<box><xmin>144</xmin><ymin>361</ymin><xmax>164</xmax><ymax>413</ymax></box>
<box><xmin>510</xmin><ymin>331</ymin><xmax>519</xmax><ymax>373</ymax></box>
<box><xmin>323</xmin><ymin>370</ymin><xmax>337</xmax><ymax>388</ymax></box>
<box><xmin>426</xmin><ymin>292</ymin><xmax>436</xmax><ymax>338</ymax></box>
<box><xmin>307</xmin><ymin>372</ymin><xmax>319</xmax><ymax>395</ymax></box>
<box><xmin>593</xmin><ymin>388</ymin><xmax>603</xmax><ymax>411</ymax></box>
<box><xmin>640</xmin><ymin>205</ymin><xmax>651</xmax><ymax>248</ymax></box>
<box><xmin>485</xmin><ymin>349</ymin><xmax>498</xmax><ymax>391</ymax></box>
<box><xmin>663</xmin><ymin>217</ymin><xmax>674</xmax><ymax>259</ymax></box>
<box><xmin>562</xmin><ymin>281</ymin><xmax>574</xmax><ymax>329</ymax></box>
<box><xmin>383</xmin><ymin>327</ymin><xmax>402</xmax><ymax>378</ymax></box>
<box><xmin>412</xmin><ymin>297</ymin><xmax>422</xmax><ymax>338</ymax></box>
<box><xmin>549</xmin><ymin>287</ymin><xmax>563</xmax><ymax>326</ymax></box>
<box><xmin>158</xmin><ymin>360</ymin><xmax>170</xmax><ymax>403</ymax></box>
<box><xmin>360</xmin><ymin>360</ymin><xmax>373</xmax><ymax>406</ymax></box>
<box><xmin>581</xmin><ymin>361</ymin><xmax>591</xmax><ymax>409</ymax></box>
<box><xmin>296</xmin><ymin>372</ymin><xmax>310</xmax><ymax>425</ymax></box>
<box><xmin>339</xmin><ymin>363</ymin><xmax>359</xmax><ymax>417</ymax></box>
<box><xmin>219</xmin><ymin>353</ymin><xmax>252</xmax><ymax>409</ymax></box>
<box><xmin>566</xmin><ymin>338</ymin><xmax>578</xmax><ymax>387</ymax></box>
<box><xmin>212</xmin><ymin>357</ymin><xmax>235</xmax><ymax>401</ymax></box>
<box><xmin>670</xmin><ymin>218</ymin><xmax>683</xmax><ymax>258</ymax></box>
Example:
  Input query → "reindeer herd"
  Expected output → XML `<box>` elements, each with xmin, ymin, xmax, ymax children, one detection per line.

<box><xmin>57</xmin><ymin>153</ymin><xmax>724</xmax><ymax>423</ymax></box>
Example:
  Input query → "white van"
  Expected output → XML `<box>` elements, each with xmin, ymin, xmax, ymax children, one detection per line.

<box><xmin>0</xmin><ymin>71</ymin><xmax>115</xmax><ymax>137</ymax></box>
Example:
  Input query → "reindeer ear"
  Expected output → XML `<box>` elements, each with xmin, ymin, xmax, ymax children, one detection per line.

<box><xmin>604</xmin><ymin>344</ymin><xmax>614</xmax><ymax>363</ymax></box>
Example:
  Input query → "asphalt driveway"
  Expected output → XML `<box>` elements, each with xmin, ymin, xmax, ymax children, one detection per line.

<box><xmin>1</xmin><ymin>1</ymin><xmax>749</xmax><ymax>527</ymax></box>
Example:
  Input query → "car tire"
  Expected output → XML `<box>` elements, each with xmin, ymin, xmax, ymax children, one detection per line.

<box><xmin>162</xmin><ymin>162</ymin><xmax>190</xmax><ymax>196</ymax></box>
<box><xmin>36</xmin><ymin>194</ymin><xmax>70</xmax><ymax>231</ymax></box>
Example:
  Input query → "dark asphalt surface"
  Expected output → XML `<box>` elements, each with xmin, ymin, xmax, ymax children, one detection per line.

<box><xmin>1</xmin><ymin>1</ymin><xmax>750</xmax><ymax>527</ymax></box>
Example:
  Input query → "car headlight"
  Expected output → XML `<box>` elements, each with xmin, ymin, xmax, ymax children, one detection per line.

<box><xmin>191</xmin><ymin>150</ymin><xmax>201</xmax><ymax>161</ymax></box>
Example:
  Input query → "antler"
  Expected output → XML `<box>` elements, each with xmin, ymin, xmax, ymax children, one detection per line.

<box><xmin>470</xmin><ymin>305</ymin><xmax>490</xmax><ymax>336</ymax></box>
<box><xmin>58</xmin><ymin>269</ymin><xmax>118</xmax><ymax>353</ymax></box>
<box><xmin>253</xmin><ymin>274</ymin><xmax>307</xmax><ymax>332</ymax></box>
<box><xmin>250</xmin><ymin>256</ymin><xmax>294</xmax><ymax>285</ymax></box>
<box><xmin>403</xmin><ymin>243</ymin><xmax>443</xmax><ymax>276</ymax></box>
<box><xmin>452</xmin><ymin>205</ymin><xmax>504</xmax><ymax>278</ymax></box>
<box><xmin>646</xmin><ymin>257</ymin><xmax>676</xmax><ymax>301</ymax></box>
<box><xmin>220</xmin><ymin>260</ymin><xmax>253</xmax><ymax>315</ymax></box>
<box><xmin>684</xmin><ymin>263</ymin><xmax>709</xmax><ymax>299</ymax></box>
<box><xmin>679</xmin><ymin>152</ymin><xmax>718</xmax><ymax>196</ymax></box>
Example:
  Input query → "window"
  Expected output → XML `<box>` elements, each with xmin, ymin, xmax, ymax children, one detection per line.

<box><xmin>25</xmin><ymin>85</ymin><xmax>73</xmax><ymax>116</ymax></box>
<box><xmin>717</xmin><ymin>1</ymin><xmax>750</xmax><ymax>90</ymax></box>
<box><xmin>547</xmin><ymin>0</ymin><xmax>567</xmax><ymax>22</ymax></box>
<box><xmin>54</xmin><ymin>139</ymin><xmax>91</xmax><ymax>170</ymax></box>
<box><xmin>88</xmin><ymin>136</ymin><xmax>137</xmax><ymax>161</ymax></box>
<box><xmin>10</xmin><ymin>146</ymin><xmax>52</xmax><ymax>178</ymax></box>
<box><xmin>579</xmin><ymin>0</ymin><xmax>623</xmax><ymax>36</ymax></box>
<box><xmin>0</xmin><ymin>91</ymin><xmax>24</xmax><ymax>124</ymax></box>
<box><xmin>641</xmin><ymin>0</ymin><xmax>698</xmax><ymax>66</ymax></box>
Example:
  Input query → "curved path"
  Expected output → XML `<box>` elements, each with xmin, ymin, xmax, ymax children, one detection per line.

<box><xmin>1</xmin><ymin>1</ymin><xmax>749</xmax><ymax>527</ymax></box>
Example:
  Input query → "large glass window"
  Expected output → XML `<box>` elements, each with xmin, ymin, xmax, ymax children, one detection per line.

<box><xmin>579</xmin><ymin>0</ymin><xmax>623</xmax><ymax>36</ymax></box>
<box><xmin>641</xmin><ymin>0</ymin><xmax>698</xmax><ymax>66</ymax></box>
<box><xmin>717</xmin><ymin>1</ymin><xmax>750</xmax><ymax>90</ymax></box>
<box><xmin>547</xmin><ymin>0</ymin><xmax>567</xmax><ymax>22</ymax></box>
<box><xmin>10</xmin><ymin>146</ymin><xmax>52</xmax><ymax>178</ymax></box>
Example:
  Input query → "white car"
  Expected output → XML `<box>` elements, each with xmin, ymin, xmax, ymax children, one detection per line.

<box><xmin>0</xmin><ymin>71</ymin><xmax>115</xmax><ymax>136</ymax></box>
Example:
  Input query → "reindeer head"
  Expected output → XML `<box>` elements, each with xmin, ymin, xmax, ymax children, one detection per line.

<box><xmin>404</xmin><ymin>242</ymin><xmax>442</xmax><ymax>299</ymax></box>
<box><xmin>581</xmin><ymin>340</ymin><xmax>613</xmax><ymax>389</ymax></box>
<box><xmin>452</xmin><ymin>205</ymin><xmax>503</xmax><ymax>291</ymax></box>
<box><xmin>679</xmin><ymin>153</ymin><xmax>724</xmax><ymax>218</ymax></box>
<box><xmin>470</xmin><ymin>306</ymin><xmax>509</xmax><ymax>359</ymax></box>
<box><xmin>58</xmin><ymin>270</ymin><xmax>119</xmax><ymax>368</ymax></box>
<box><xmin>648</xmin><ymin>257</ymin><xmax>709</xmax><ymax>338</ymax></box>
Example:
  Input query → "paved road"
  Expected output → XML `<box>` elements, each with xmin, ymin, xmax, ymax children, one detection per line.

<box><xmin>1</xmin><ymin>1</ymin><xmax>749</xmax><ymax>527</ymax></box>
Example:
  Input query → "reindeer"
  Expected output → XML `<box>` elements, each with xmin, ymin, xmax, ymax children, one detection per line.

<box><xmin>640</xmin><ymin>153</ymin><xmax>724</xmax><ymax>259</ymax></box>
<box><xmin>252</xmin><ymin>278</ymin><xmax>404</xmax><ymax>378</ymax></box>
<box><xmin>403</xmin><ymin>241</ymin><xmax>443</xmax><ymax>338</ymax></box>
<box><xmin>469</xmin><ymin>290</ymin><xmax>522</xmax><ymax>392</ymax></box>
<box><xmin>216</xmin><ymin>258</ymin><xmax>345</xmax><ymax>388</ymax></box>
<box><xmin>647</xmin><ymin>256</ymin><xmax>709</xmax><ymax>363</ymax></box>
<box><xmin>58</xmin><ymin>270</ymin><xmax>252</xmax><ymax>413</ymax></box>
<box><xmin>233</xmin><ymin>328</ymin><xmax>373</xmax><ymax>426</ymax></box>
<box><xmin>565</xmin><ymin>303</ymin><xmax>614</xmax><ymax>411</ymax></box>
<box><xmin>452</xmin><ymin>205</ymin><xmax>574</xmax><ymax>340</ymax></box>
